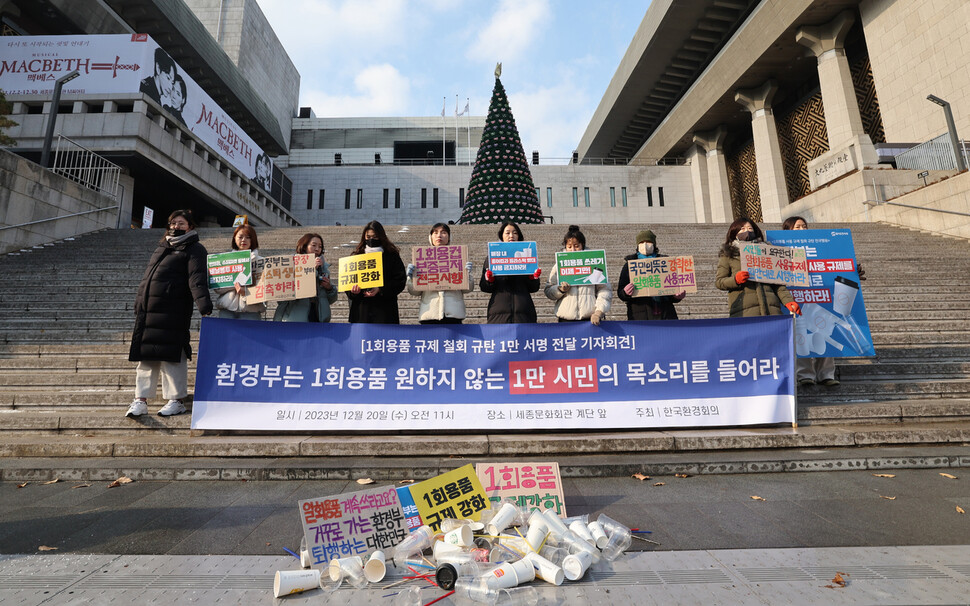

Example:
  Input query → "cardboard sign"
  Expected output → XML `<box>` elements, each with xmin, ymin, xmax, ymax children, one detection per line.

<box><xmin>298</xmin><ymin>485</ymin><xmax>409</xmax><ymax>565</ymax></box>
<box><xmin>244</xmin><ymin>254</ymin><xmax>315</xmax><ymax>305</ymax></box>
<box><xmin>411</xmin><ymin>245</ymin><xmax>469</xmax><ymax>291</ymax></box>
<box><xmin>338</xmin><ymin>252</ymin><xmax>384</xmax><ymax>292</ymax></box>
<box><xmin>487</xmin><ymin>242</ymin><xmax>539</xmax><ymax>276</ymax></box>
<box><xmin>141</xmin><ymin>206</ymin><xmax>153</xmax><ymax>229</ymax></box>
<box><xmin>232</xmin><ymin>215</ymin><xmax>248</xmax><ymax>227</ymax></box>
<box><xmin>408</xmin><ymin>464</ymin><xmax>490</xmax><ymax>532</ymax></box>
<box><xmin>555</xmin><ymin>250</ymin><xmax>608</xmax><ymax>287</ymax></box>
<box><xmin>476</xmin><ymin>462</ymin><xmax>566</xmax><ymax>516</ymax></box>
<box><xmin>206</xmin><ymin>251</ymin><xmax>252</xmax><ymax>289</ymax></box>
<box><xmin>739</xmin><ymin>242</ymin><xmax>810</xmax><ymax>287</ymax></box>
<box><xmin>628</xmin><ymin>255</ymin><xmax>697</xmax><ymax>297</ymax></box>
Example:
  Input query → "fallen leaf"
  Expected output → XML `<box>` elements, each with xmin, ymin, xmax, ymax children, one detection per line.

<box><xmin>675</xmin><ymin>473</ymin><xmax>690</xmax><ymax>478</ymax></box>
<box><xmin>399</xmin><ymin>479</ymin><xmax>415</xmax><ymax>485</ymax></box>
<box><xmin>958</xmin><ymin>506</ymin><xmax>965</xmax><ymax>515</ymax></box>
<box><xmin>266</xmin><ymin>542</ymin><xmax>271</xmax><ymax>546</ymax></box>
<box><xmin>831</xmin><ymin>572</ymin><xmax>848</xmax><ymax>587</ymax></box>
<box><xmin>750</xmin><ymin>495</ymin><xmax>766</xmax><ymax>501</ymax></box>
<box><xmin>38</xmin><ymin>546</ymin><xmax>58</xmax><ymax>551</ymax></box>
<box><xmin>43</xmin><ymin>478</ymin><xmax>61</xmax><ymax>485</ymax></box>
<box><xmin>940</xmin><ymin>473</ymin><xmax>958</xmax><ymax>480</ymax></box>
<box><xmin>107</xmin><ymin>476</ymin><xmax>133</xmax><ymax>488</ymax></box>
<box><xmin>356</xmin><ymin>478</ymin><xmax>374</xmax><ymax>485</ymax></box>
<box><xmin>872</xmin><ymin>473</ymin><xmax>895</xmax><ymax>478</ymax></box>
<box><xmin>72</xmin><ymin>484</ymin><xmax>92</xmax><ymax>489</ymax></box>
<box><xmin>632</xmin><ymin>473</ymin><xmax>650</xmax><ymax>481</ymax></box>
<box><xmin>653</xmin><ymin>482</ymin><xmax>665</xmax><ymax>487</ymax></box>
<box><xmin>17</xmin><ymin>482</ymin><xmax>28</xmax><ymax>489</ymax></box>
<box><xmin>880</xmin><ymin>495</ymin><xmax>896</xmax><ymax>500</ymax></box>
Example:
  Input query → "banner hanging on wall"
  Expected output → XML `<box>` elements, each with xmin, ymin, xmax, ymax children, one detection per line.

<box><xmin>192</xmin><ymin>316</ymin><xmax>796</xmax><ymax>431</ymax></box>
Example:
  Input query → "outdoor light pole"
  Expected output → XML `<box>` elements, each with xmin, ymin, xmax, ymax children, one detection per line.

<box><xmin>927</xmin><ymin>94</ymin><xmax>967</xmax><ymax>172</ymax></box>
<box><xmin>40</xmin><ymin>70</ymin><xmax>80</xmax><ymax>168</ymax></box>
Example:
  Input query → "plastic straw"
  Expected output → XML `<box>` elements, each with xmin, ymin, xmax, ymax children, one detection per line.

<box><xmin>423</xmin><ymin>590</ymin><xmax>456</xmax><ymax>606</ymax></box>
<box><xmin>282</xmin><ymin>547</ymin><xmax>301</xmax><ymax>560</ymax></box>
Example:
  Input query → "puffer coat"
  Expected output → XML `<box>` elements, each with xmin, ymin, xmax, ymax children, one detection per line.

<box><xmin>544</xmin><ymin>267</ymin><xmax>612</xmax><ymax>321</ymax></box>
<box><xmin>129</xmin><ymin>232</ymin><xmax>212</xmax><ymax>362</ymax></box>
<box><xmin>616</xmin><ymin>252</ymin><xmax>680</xmax><ymax>321</ymax></box>
<box><xmin>480</xmin><ymin>263</ymin><xmax>540</xmax><ymax>324</ymax></box>
<box><xmin>346</xmin><ymin>250</ymin><xmax>407</xmax><ymax>324</ymax></box>
<box><xmin>714</xmin><ymin>244</ymin><xmax>794</xmax><ymax>317</ymax></box>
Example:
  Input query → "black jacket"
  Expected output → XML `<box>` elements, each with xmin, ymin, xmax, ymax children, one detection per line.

<box><xmin>346</xmin><ymin>250</ymin><xmax>407</xmax><ymax>324</ymax></box>
<box><xmin>616</xmin><ymin>252</ymin><xmax>680</xmax><ymax>321</ymax></box>
<box><xmin>479</xmin><ymin>263</ymin><xmax>540</xmax><ymax>324</ymax></box>
<box><xmin>129</xmin><ymin>232</ymin><xmax>212</xmax><ymax>362</ymax></box>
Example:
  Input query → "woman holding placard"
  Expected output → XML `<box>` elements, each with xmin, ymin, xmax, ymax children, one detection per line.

<box><xmin>616</xmin><ymin>229</ymin><xmax>685</xmax><ymax>320</ymax></box>
<box><xmin>715</xmin><ymin>218</ymin><xmax>801</xmax><ymax>318</ymax></box>
<box><xmin>274</xmin><ymin>233</ymin><xmax>338</xmax><ymax>323</ymax></box>
<box><xmin>406</xmin><ymin>223</ymin><xmax>474</xmax><ymax>324</ymax></box>
<box><xmin>212</xmin><ymin>224</ymin><xmax>265</xmax><ymax>321</ymax></box>
<box><xmin>480</xmin><ymin>221</ymin><xmax>541</xmax><ymax>324</ymax></box>
<box><xmin>544</xmin><ymin>225</ymin><xmax>612</xmax><ymax>325</ymax></box>
<box><xmin>346</xmin><ymin>220</ymin><xmax>406</xmax><ymax>324</ymax></box>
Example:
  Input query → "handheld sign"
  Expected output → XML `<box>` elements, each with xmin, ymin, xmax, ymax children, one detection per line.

<box><xmin>411</xmin><ymin>245</ymin><xmax>469</xmax><ymax>291</ymax></box>
<box><xmin>555</xmin><ymin>250</ymin><xmax>608</xmax><ymax>287</ymax></box>
<box><xmin>409</xmin><ymin>464</ymin><xmax>490</xmax><ymax>532</ymax></box>
<box><xmin>232</xmin><ymin>215</ymin><xmax>248</xmax><ymax>227</ymax></box>
<box><xmin>245</xmin><ymin>254</ymin><xmax>316</xmax><ymax>305</ymax></box>
<box><xmin>338</xmin><ymin>252</ymin><xmax>384</xmax><ymax>292</ymax></box>
<box><xmin>476</xmin><ymin>462</ymin><xmax>566</xmax><ymax>516</ymax></box>
<box><xmin>206</xmin><ymin>251</ymin><xmax>252</xmax><ymax>289</ymax></box>
<box><xmin>628</xmin><ymin>255</ymin><xmax>697</xmax><ymax>297</ymax></box>
<box><xmin>487</xmin><ymin>242</ymin><xmax>538</xmax><ymax>276</ymax></box>
<box><xmin>299</xmin><ymin>485</ymin><xmax>409</xmax><ymax>565</ymax></box>
<box><xmin>738</xmin><ymin>242</ymin><xmax>810</xmax><ymax>287</ymax></box>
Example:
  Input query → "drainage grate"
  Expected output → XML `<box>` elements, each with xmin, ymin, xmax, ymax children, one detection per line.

<box><xmin>586</xmin><ymin>570</ymin><xmax>663</xmax><ymax>585</ymax></box>
<box><xmin>802</xmin><ymin>566</ymin><xmax>885</xmax><ymax>581</ymax></box>
<box><xmin>657</xmin><ymin>569</ymin><xmax>732</xmax><ymax>584</ymax></box>
<box><xmin>0</xmin><ymin>574</ymin><xmax>78</xmax><ymax>589</ymax></box>
<box><xmin>738</xmin><ymin>567</ymin><xmax>814</xmax><ymax>582</ymax></box>
<box><xmin>215</xmin><ymin>574</ymin><xmax>274</xmax><ymax>590</ymax></box>
<box><xmin>867</xmin><ymin>565</ymin><xmax>951</xmax><ymax>579</ymax></box>
<box><xmin>945</xmin><ymin>564</ymin><xmax>970</xmax><ymax>578</ymax></box>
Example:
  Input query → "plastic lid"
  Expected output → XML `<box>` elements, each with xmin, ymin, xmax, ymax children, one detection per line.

<box><xmin>435</xmin><ymin>563</ymin><xmax>458</xmax><ymax>590</ymax></box>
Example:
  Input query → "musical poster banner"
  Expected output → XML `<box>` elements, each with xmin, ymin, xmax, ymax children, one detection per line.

<box><xmin>487</xmin><ymin>241</ymin><xmax>538</xmax><ymax>276</ymax></box>
<box><xmin>766</xmin><ymin>228</ymin><xmax>875</xmax><ymax>358</ymax></box>
<box><xmin>192</xmin><ymin>316</ymin><xmax>796</xmax><ymax>431</ymax></box>
<box><xmin>627</xmin><ymin>255</ymin><xmax>697</xmax><ymax>297</ymax></box>
<box><xmin>411</xmin><ymin>245</ymin><xmax>468</xmax><ymax>291</ymax></box>
<box><xmin>555</xmin><ymin>250</ymin><xmax>608</xmax><ymax>287</ymax></box>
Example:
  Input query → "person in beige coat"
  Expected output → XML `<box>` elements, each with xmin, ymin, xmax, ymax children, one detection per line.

<box><xmin>544</xmin><ymin>225</ymin><xmax>612</xmax><ymax>325</ymax></box>
<box><xmin>212</xmin><ymin>225</ymin><xmax>265</xmax><ymax>321</ymax></box>
<box><xmin>406</xmin><ymin>223</ymin><xmax>474</xmax><ymax>324</ymax></box>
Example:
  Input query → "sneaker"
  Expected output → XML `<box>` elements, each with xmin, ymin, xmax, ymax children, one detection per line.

<box><xmin>798</xmin><ymin>379</ymin><xmax>816</xmax><ymax>387</ymax></box>
<box><xmin>158</xmin><ymin>399</ymin><xmax>187</xmax><ymax>417</ymax></box>
<box><xmin>125</xmin><ymin>399</ymin><xmax>148</xmax><ymax>417</ymax></box>
<box><xmin>821</xmin><ymin>378</ymin><xmax>841</xmax><ymax>386</ymax></box>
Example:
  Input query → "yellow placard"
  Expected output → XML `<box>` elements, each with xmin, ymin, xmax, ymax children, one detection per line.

<box><xmin>409</xmin><ymin>464</ymin><xmax>490</xmax><ymax>532</ymax></box>
<box><xmin>337</xmin><ymin>252</ymin><xmax>384</xmax><ymax>292</ymax></box>
<box><xmin>232</xmin><ymin>215</ymin><xmax>248</xmax><ymax>226</ymax></box>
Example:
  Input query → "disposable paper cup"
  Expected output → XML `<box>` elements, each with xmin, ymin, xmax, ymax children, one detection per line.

<box><xmin>587</xmin><ymin>521</ymin><xmax>609</xmax><ymax>549</ymax></box>
<box><xmin>273</xmin><ymin>569</ymin><xmax>320</xmax><ymax>597</ymax></box>
<box><xmin>484</xmin><ymin>560</ymin><xmax>532</xmax><ymax>589</ymax></box>
<box><xmin>525</xmin><ymin>520</ymin><xmax>548</xmax><ymax>552</ymax></box>
<box><xmin>444</xmin><ymin>525</ymin><xmax>474</xmax><ymax>547</ymax></box>
<box><xmin>525</xmin><ymin>551</ymin><xmax>564</xmax><ymax>586</ymax></box>
<box><xmin>542</xmin><ymin>508</ymin><xmax>570</xmax><ymax>536</ymax></box>
<box><xmin>487</xmin><ymin>502</ymin><xmax>518</xmax><ymax>536</ymax></box>
<box><xmin>433</xmin><ymin>539</ymin><xmax>464</xmax><ymax>560</ymax></box>
<box><xmin>570</xmin><ymin>520</ymin><xmax>596</xmax><ymax>547</ymax></box>
<box><xmin>510</xmin><ymin>557</ymin><xmax>536</xmax><ymax>584</ymax></box>
<box><xmin>562</xmin><ymin>550</ymin><xmax>593</xmax><ymax>581</ymax></box>
<box><xmin>364</xmin><ymin>550</ymin><xmax>387</xmax><ymax>583</ymax></box>
<box><xmin>299</xmin><ymin>536</ymin><xmax>311</xmax><ymax>569</ymax></box>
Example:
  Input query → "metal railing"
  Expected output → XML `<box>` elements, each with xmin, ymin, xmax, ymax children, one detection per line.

<box><xmin>51</xmin><ymin>135</ymin><xmax>121</xmax><ymax>199</ymax></box>
<box><xmin>894</xmin><ymin>133</ymin><xmax>970</xmax><ymax>171</ymax></box>
<box><xmin>0</xmin><ymin>205</ymin><xmax>119</xmax><ymax>232</ymax></box>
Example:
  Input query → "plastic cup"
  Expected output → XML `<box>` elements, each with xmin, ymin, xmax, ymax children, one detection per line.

<box><xmin>364</xmin><ymin>550</ymin><xmax>387</xmax><ymax>583</ymax></box>
<box><xmin>597</xmin><ymin>514</ymin><xmax>630</xmax><ymax>537</ymax></box>
<box><xmin>487</xmin><ymin>502</ymin><xmax>519</xmax><ymax>536</ymax></box>
<box><xmin>433</xmin><ymin>539</ymin><xmax>464</xmax><ymax>560</ymax></box>
<box><xmin>524</xmin><ymin>551</ymin><xmax>564</xmax><ymax>586</ymax></box>
<box><xmin>562</xmin><ymin>529</ymin><xmax>601</xmax><ymax>564</ymax></box>
<box><xmin>600</xmin><ymin>528</ymin><xmax>632</xmax><ymax>562</ymax></box>
<box><xmin>484</xmin><ymin>558</ymin><xmax>534</xmax><ymax>589</ymax></box>
<box><xmin>455</xmin><ymin>577</ymin><xmax>499</xmax><ymax>604</ymax></box>
<box><xmin>392</xmin><ymin>524</ymin><xmax>436</xmax><ymax>564</ymax></box>
<box><xmin>273</xmin><ymin>569</ymin><xmax>321</xmax><ymax>597</ymax></box>
<box><xmin>562</xmin><ymin>550</ymin><xmax>593</xmax><ymax>581</ymax></box>
<box><xmin>444</xmin><ymin>524</ymin><xmax>474</xmax><ymax>547</ymax></box>
<box><xmin>570</xmin><ymin>520</ymin><xmax>596</xmax><ymax>547</ymax></box>
<box><xmin>499</xmin><ymin>586</ymin><xmax>540</xmax><ymax>606</ymax></box>
<box><xmin>538</xmin><ymin>545</ymin><xmax>568</xmax><ymax>566</ymax></box>
<box><xmin>587</xmin><ymin>520</ymin><xmax>609</xmax><ymax>549</ymax></box>
<box><xmin>562</xmin><ymin>514</ymin><xmax>589</xmax><ymax>526</ymax></box>
<box><xmin>329</xmin><ymin>556</ymin><xmax>367</xmax><ymax>589</ymax></box>
<box><xmin>395</xmin><ymin>585</ymin><xmax>430</xmax><ymax>606</ymax></box>
<box><xmin>440</xmin><ymin>518</ymin><xmax>471</xmax><ymax>533</ymax></box>
<box><xmin>299</xmin><ymin>536</ymin><xmax>311</xmax><ymax>569</ymax></box>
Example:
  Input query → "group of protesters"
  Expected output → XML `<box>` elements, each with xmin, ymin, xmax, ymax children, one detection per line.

<box><xmin>125</xmin><ymin>210</ymin><xmax>830</xmax><ymax>417</ymax></box>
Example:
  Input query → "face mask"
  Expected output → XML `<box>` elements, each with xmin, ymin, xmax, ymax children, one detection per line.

<box><xmin>168</xmin><ymin>228</ymin><xmax>187</xmax><ymax>237</ymax></box>
<box><xmin>365</xmin><ymin>238</ymin><xmax>380</xmax><ymax>248</ymax></box>
<box><xmin>736</xmin><ymin>231</ymin><xmax>756</xmax><ymax>241</ymax></box>
<box><xmin>638</xmin><ymin>242</ymin><xmax>655</xmax><ymax>256</ymax></box>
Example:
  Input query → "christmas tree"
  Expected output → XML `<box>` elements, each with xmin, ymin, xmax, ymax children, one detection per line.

<box><xmin>459</xmin><ymin>66</ymin><xmax>544</xmax><ymax>224</ymax></box>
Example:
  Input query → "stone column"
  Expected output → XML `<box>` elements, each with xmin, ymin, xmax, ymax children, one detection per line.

<box><xmin>693</xmin><ymin>126</ymin><xmax>733</xmax><ymax>223</ymax></box>
<box><xmin>734</xmin><ymin>80</ymin><xmax>789</xmax><ymax>223</ymax></box>
<box><xmin>686</xmin><ymin>143</ymin><xmax>711</xmax><ymax>222</ymax></box>
<box><xmin>796</xmin><ymin>10</ymin><xmax>878</xmax><ymax>189</ymax></box>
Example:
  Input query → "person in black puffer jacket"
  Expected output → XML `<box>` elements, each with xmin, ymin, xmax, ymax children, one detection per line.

<box><xmin>346</xmin><ymin>220</ymin><xmax>407</xmax><ymax>324</ymax></box>
<box><xmin>126</xmin><ymin>209</ymin><xmax>212</xmax><ymax>419</ymax></box>
<box><xmin>616</xmin><ymin>229</ymin><xmax>685</xmax><ymax>321</ymax></box>
<box><xmin>480</xmin><ymin>221</ymin><xmax>541</xmax><ymax>324</ymax></box>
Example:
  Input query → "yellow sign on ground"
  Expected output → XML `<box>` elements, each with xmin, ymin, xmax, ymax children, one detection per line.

<box><xmin>409</xmin><ymin>464</ymin><xmax>489</xmax><ymax>532</ymax></box>
<box><xmin>337</xmin><ymin>252</ymin><xmax>384</xmax><ymax>292</ymax></box>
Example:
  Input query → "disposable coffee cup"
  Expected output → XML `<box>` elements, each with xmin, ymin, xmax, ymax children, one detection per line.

<box><xmin>562</xmin><ymin>550</ymin><xmax>592</xmax><ymax>581</ymax></box>
<box><xmin>484</xmin><ymin>560</ymin><xmax>526</xmax><ymax>589</ymax></box>
<box><xmin>510</xmin><ymin>557</ymin><xmax>536</xmax><ymax>584</ymax></box>
<box><xmin>487</xmin><ymin>502</ymin><xmax>519</xmax><ymax>536</ymax></box>
<box><xmin>365</xmin><ymin>550</ymin><xmax>387</xmax><ymax>583</ymax></box>
<box><xmin>436</xmin><ymin>563</ymin><xmax>459</xmax><ymax>590</ymax></box>
<box><xmin>832</xmin><ymin>276</ymin><xmax>859</xmax><ymax>316</ymax></box>
<box><xmin>525</xmin><ymin>551</ymin><xmax>564</xmax><ymax>586</ymax></box>
<box><xmin>542</xmin><ymin>508</ymin><xmax>570</xmax><ymax>536</ymax></box>
<box><xmin>273</xmin><ymin>569</ymin><xmax>321</xmax><ymax>597</ymax></box>
<box><xmin>525</xmin><ymin>519</ymin><xmax>549</xmax><ymax>552</ymax></box>
<box><xmin>330</xmin><ymin>556</ymin><xmax>367</xmax><ymax>588</ymax></box>
<box><xmin>570</xmin><ymin>520</ymin><xmax>596</xmax><ymax>547</ymax></box>
<box><xmin>444</xmin><ymin>524</ymin><xmax>474</xmax><ymax>547</ymax></box>
<box><xmin>299</xmin><ymin>536</ymin><xmax>311</xmax><ymax>569</ymax></box>
<box><xmin>587</xmin><ymin>521</ymin><xmax>609</xmax><ymax>549</ymax></box>
<box><xmin>433</xmin><ymin>539</ymin><xmax>464</xmax><ymax>560</ymax></box>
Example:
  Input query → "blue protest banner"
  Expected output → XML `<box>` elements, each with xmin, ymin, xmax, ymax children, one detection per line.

<box><xmin>487</xmin><ymin>241</ymin><xmax>538</xmax><ymax>276</ymax></box>
<box><xmin>767</xmin><ymin>228</ymin><xmax>875</xmax><ymax>358</ymax></box>
<box><xmin>192</xmin><ymin>316</ymin><xmax>795</xmax><ymax>431</ymax></box>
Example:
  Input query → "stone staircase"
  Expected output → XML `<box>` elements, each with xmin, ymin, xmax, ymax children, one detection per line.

<box><xmin>2</xmin><ymin>222</ymin><xmax>970</xmax><ymax>459</ymax></box>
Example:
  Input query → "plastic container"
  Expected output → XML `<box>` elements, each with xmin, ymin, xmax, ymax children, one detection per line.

<box><xmin>454</xmin><ymin>577</ymin><xmax>499</xmax><ymax>604</ymax></box>
<box><xmin>391</xmin><ymin>525</ymin><xmax>436</xmax><ymax>564</ymax></box>
<box><xmin>600</xmin><ymin>527</ymin><xmax>633</xmax><ymax>562</ymax></box>
<box><xmin>596</xmin><ymin>513</ymin><xmax>631</xmax><ymax>538</ymax></box>
<box><xmin>497</xmin><ymin>586</ymin><xmax>540</xmax><ymax>606</ymax></box>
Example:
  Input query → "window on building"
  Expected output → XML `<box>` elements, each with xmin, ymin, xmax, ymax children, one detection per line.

<box><xmin>318</xmin><ymin>189</ymin><xmax>325</xmax><ymax>209</ymax></box>
<box><xmin>535</xmin><ymin>187</ymin><xmax>540</xmax><ymax>204</ymax></box>
<box><xmin>383</xmin><ymin>189</ymin><xmax>389</xmax><ymax>209</ymax></box>
<box><xmin>356</xmin><ymin>189</ymin><xmax>363</xmax><ymax>209</ymax></box>
<box><xmin>647</xmin><ymin>187</ymin><xmax>653</xmax><ymax>207</ymax></box>
<box><xmin>421</xmin><ymin>188</ymin><xmax>427</xmax><ymax>209</ymax></box>
<box><xmin>572</xmin><ymin>187</ymin><xmax>578</xmax><ymax>207</ymax></box>
<box><xmin>621</xmin><ymin>187</ymin><xmax>628</xmax><ymax>207</ymax></box>
<box><xmin>658</xmin><ymin>186</ymin><xmax>665</xmax><ymax>207</ymax></box>
<box><xmin>306</xmin><ymin>189</ymin><xmax>313</xmax><ymax>210</ymax></box>
<box><xmin>546</xmin><ymin>187</ymin><xmax>552</xmax><ymax>208</ymax></box>
<box><xmin>345</xmin><ymin>189</ymin><xmax>351</xmax><ymax>210</ymax></box>
<box><xmin>433</xmin><ymin>188</ymin><xmax>438</xmax><ymax>209</ymax></box>
<box><xmin>584</xmin><ymin>187</ymin><xmax>590</xmax><ymax>208</ymax></box>
<box><xmin>395</xmin><ymin>188</ymin><xmax>401</xmax><ymax>209</ymax></box>
<box><xmin>610</xmin><ymin>187</ymin><xmax>616</xmax><ymax>208</ymax></box>
<box><xmin>459</xmin><ymin>187</ymin><xmax>465</xmax><ymax>208</ymax></box>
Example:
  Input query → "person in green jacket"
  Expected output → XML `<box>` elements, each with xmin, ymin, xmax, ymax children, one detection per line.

<box><xmin>273</xmin><ymin>233</ymin><xmax>338</xmax><ymax>323</ymax></box>
<box><xmin>715</xmin><ymin>217</ymin><xmax>801</xmax><ymax>318</ymax></box>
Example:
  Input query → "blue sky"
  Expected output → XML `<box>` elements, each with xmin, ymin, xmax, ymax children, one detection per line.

<box><xmin>256</xmin><ymin>0</ymin><xmax>649</xmax><ymax>160</ymax></box>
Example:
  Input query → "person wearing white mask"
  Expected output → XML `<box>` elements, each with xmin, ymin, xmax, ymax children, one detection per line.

<box><xmin>616</xmin><ymin>229</ymin><xmax>685</xmax><ymax>320</ymax></box>
<box><xmin>406</xmin><ymin>222</ymin><xmax>474</xmax><ymax>324</ymax></box>
<box><xmin>346</xmin><ymin>220</ymin><xmax>406</xmax><ymax>324</ymax></box>
<box><xmin>545</xmin><ymin>225</ymin><xmax>612</xmax><ymax>325</ymax></box>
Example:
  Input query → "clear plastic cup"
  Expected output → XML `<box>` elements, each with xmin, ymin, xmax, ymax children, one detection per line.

<box><xmin>440</xmin><ymin>518</ymin><xmax>473</xmax><ymax>533</ymax></box>
<box><xmin>600</xmin><ymin>527</ymin><xmax>632</xmax><ymax>562</ymax></box>
<box><xmin>298</xmin><ymin>536</ymin><xmax>311</xmax><ymax>569</ymax></box>
<box><xmin>329</xmin><ymin>556</ymin><xmax>367</xmax><ymax>589</ymax></box>
<box><xmin>538</xmin><ymin>545</ymin><xmax>568</xmax><ymax>566</ymax></box>
<box><xmin>497</xmin><ymin>586</ymin><xmax>540</xmax><ymax>606</ymax></box>
<box><xmin>562</xmin><ymin>513</ymin><xmax>589</xmax><ymax>526</ymax></box>
<box><xmin>395</xmin><ymin>585</ymin><xmax>430</xmax><ymax>606</ymax></box>
<box><xmin>561</xmin><ymin>529</ymin><xmax>601</xmax><ymax>564</ymax></box>
<box><xmin>597</xmin><ymin>513</ymin><xmax>631</xmax><ymax>537</ymax></box>
<box><xmin>455</xmin><ymin>577</ymin><xmax>499</xmax><ymax>604</ymax></box>
<box><xmin>391</xmin><ymin>525</ymin><xmax>436</xmax><ymax>564</ymax></box>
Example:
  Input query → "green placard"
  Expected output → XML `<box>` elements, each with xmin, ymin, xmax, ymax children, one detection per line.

<box><xmin>206</xmin><ymin>251</ymin><xmax>252</xmax><ymax>289</ymax></box>
<box><xmin>555</xmin><ymin>249</ymin><xmax>608</xmax><ymax>286</ymax></box>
